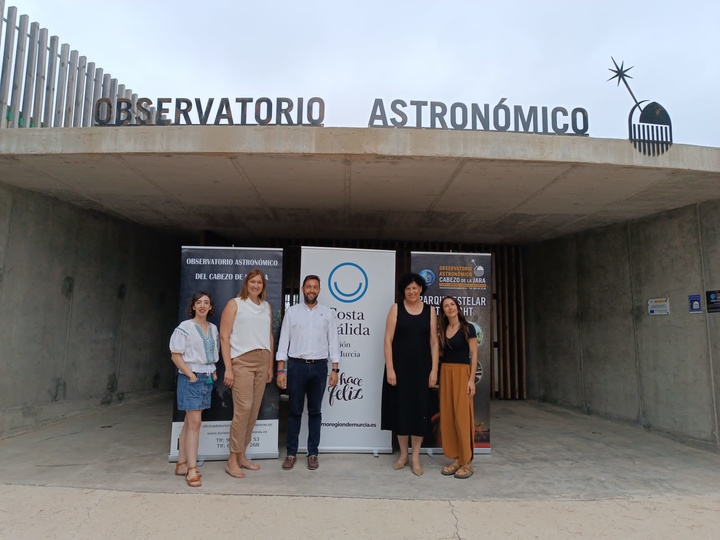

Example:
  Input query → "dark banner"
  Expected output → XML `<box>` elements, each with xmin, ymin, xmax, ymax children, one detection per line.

<box><xmin>169</xmin><ymin>246</ymin><xmax>283</xmax><ymax>460</ymax></box>
<box><xmin>411</xmin><ymin>251</ymin><xmax>492</xmax><ymax>453</ymax></box>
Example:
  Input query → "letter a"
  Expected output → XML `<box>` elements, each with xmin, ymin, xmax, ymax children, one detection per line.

<box><xmin>368</xmin><ymin>99</ymin><xmax>389</xmax><ymax>127</ymax></box>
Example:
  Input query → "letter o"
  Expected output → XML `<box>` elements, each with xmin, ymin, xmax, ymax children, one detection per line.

<box><xmin>94</xmin><ymin>98</ymin><xmax>112</xmax><ymax>126</ymax></box>
<box><xmin>571</xmin><ymin>108</ymin><xmax>589</xmax><ymax>135</ymax></box>
<box><xmin>306</xmin><ymin>97</ymin><xmax>325</xmax><ymax>126</ymax></box>
<box><xmin>450</xmin><ymin>103</ymin><xmax>468</xmax><ymax>130</ymax></box>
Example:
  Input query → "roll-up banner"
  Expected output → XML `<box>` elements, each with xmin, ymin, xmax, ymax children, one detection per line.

<box><xmin>299</xmin><ymin>246</ymin><xmax>395</xmax><ymax>453</ymax></box>
<box><xmin>411</xmin><ymin>251</ymin><xmax>492</xmax><ymax>454</ymax></box>
<box><xmin>169</xmin><ymin>246</ymin><xmax>283</xmax><ymax>461</ymax></box>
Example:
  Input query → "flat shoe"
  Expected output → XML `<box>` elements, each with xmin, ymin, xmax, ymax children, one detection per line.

<box><xmin>307</xmin><ymin>455</ymin><xmax>319</xmax><ymax>470</ymax></box>
<box><xmin>392</xmin><ymin>459</ymin><xmax>408</xmax><ymax>470</ymax></box>
<box><xmin>282</xmin><ymin>456</ymin><xmax>297</xmax><ymax>470</ymax></box>
<box><xmin>225</xmin><ymin>466</ymin><xmax>245</xmax><ymax>479</ymax></box>
<box><xmin>241</xmin><ymin>461</ymin><xmax>261</xmax><ymax>470</ymax></box>
<box><xmin>442</xmin><ymin>462</ymin><xmax>461</xmax><ymax>476</ymax></box>
<box><xmin>411</xmin><ymin>465</ymin><xmax>424</xmax><ymax>477</ymax></box>
<box><xmin>454</xmin><ymin>465</ymin><xmax>474</xmax><ymax>479</ymax></box>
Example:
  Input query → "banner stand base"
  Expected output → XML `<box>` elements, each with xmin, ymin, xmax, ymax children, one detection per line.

<box><xmin>168</xmin><ymin>452</ymin><xmax>280</xmax><ymax>462</ymax></box>
<box><xmin>300</xmin><ymin>447</ymin><xmax>393</xmax><ymax>454</ymax></box>
<box><xmin>410</xmin><ymin>447</ymin><xmax>491</xmax><ymax>456</ymax></box>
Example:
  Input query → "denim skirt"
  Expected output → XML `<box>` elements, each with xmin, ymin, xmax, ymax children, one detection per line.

<box><xmin>177</xmin><ymin>373</ymin><xmax>213</xmax><ymax>411</ymax></box>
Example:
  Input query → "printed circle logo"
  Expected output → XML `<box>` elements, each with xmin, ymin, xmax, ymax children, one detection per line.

<box><xmin>328</xmin><ymin>262</ymin><xmax>368</xmax><ymax>303</ymax></box>
<box><xmin>418</xmin><ymin>269</ymin><xmax>436</xmax><ymax>287</ymax></box>
<box><xmin>474</xmin><ymin>265</ymin><xmax>485</xmax><ymax>278</ymax></box>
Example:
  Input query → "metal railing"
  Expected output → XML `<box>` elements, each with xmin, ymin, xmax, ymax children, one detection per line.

<box><xmin>0</xmin><ymin>1</ymin><xmax>141</xmax><ymax>128</ymax></box>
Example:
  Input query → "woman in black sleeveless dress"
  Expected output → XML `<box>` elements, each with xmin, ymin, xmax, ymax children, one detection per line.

<box><xmin>381</xmin><ymin>273</ymin><xmax>439</xmax><ymax>476</ymax></box>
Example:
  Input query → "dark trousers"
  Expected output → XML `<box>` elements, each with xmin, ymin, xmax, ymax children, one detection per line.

<box><xmin>286</xmin><ymin>360</ymin><xmax>328</xmax><ymax>456</ymax></box>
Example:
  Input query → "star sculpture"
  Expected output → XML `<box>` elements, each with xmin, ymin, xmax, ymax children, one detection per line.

<box><xmin>608</xmin><ymin>57</ymin><xmax>639</xmax><ymax>106</ymax></box>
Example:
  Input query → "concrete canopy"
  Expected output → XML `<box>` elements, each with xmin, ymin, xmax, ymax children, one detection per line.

<box><xmin>1</xmin><ymin>126</ymin><xmax>718</xmax><ymax>244</ymax></box>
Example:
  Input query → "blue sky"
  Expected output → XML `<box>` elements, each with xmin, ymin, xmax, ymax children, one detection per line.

<box><xmin>7</xmin><ymin>0</ymin><xmax>720</xmax><ymax>146</ymax></box>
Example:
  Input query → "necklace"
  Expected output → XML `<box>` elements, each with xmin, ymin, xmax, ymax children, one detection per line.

<box><xmin>404</xmin><ymin>300</ymin><xmax>423</xmax><ymax>315</ymax></box>
<box><xmin>447</xmin><ymin>320</ymin><xmax>461</xmax><ymax>338</ymax></box>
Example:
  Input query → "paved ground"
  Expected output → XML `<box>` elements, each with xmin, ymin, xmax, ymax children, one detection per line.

<box><xmin>1</xmin><ymin>393</ymin><xmax>720</xmax><ymax>539</ymax></box>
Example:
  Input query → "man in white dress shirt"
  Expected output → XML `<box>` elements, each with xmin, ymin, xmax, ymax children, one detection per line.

<box><xmin>276</xmin><ymin>275</ymin><xmax>340</xmax><ymax>470</ymax></box>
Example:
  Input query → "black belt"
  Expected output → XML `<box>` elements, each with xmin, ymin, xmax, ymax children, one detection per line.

<box><xmin>289</xmin><ymin>357</ymin><xmax>327</xmax><ymax>364</ymax></box>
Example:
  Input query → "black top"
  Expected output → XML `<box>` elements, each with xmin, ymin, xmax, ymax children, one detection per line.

<box><xmin>441</xmin><ymin>323</ymin><xmax>477</xmax><ymax>365</ymax></box>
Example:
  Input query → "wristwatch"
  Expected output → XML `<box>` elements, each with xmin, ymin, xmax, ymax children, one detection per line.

<box><xmin>332</xmin><ymin>368</ymin><xmax>340</xmax><ymax>373</ymax></box>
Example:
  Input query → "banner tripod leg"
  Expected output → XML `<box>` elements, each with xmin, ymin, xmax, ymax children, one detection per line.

<box><xmin>373</xmin><ymin>450</ymin><xmax>379</xmax><ymax>458</ymax></box>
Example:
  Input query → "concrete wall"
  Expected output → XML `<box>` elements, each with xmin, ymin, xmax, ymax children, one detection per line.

<box><xmin>525</xmin><ymin>201</ymin><xmax>720</xmax><ymax>450</ymax></box>
<box><xmin>0</xmin><ymin>182</ymin><xmax>181</xmax><ymax>436</ymax></box>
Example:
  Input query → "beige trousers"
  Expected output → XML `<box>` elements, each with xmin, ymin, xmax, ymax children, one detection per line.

<box><xmin>229</xmin><ymin>349</ymin><xmax>269</xmax><ymax>453</ymax></box>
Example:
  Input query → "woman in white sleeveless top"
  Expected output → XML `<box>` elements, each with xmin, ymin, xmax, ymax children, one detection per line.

<box><xmin>220</xmin><ymin>268</ymin><xmax>274</xmax><ymax>478</ymax></box>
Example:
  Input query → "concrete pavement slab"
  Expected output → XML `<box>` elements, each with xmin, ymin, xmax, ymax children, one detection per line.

<box><xmin>2</xmin><ymin>393</ymin><xmax>720</xmax><ymax>538</ymax></box>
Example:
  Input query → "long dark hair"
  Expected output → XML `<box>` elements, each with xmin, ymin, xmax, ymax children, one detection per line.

<box><xmin>438</xmin><ymin>296</ymin><xmax>470</xmax><ymax>351</ymax></box>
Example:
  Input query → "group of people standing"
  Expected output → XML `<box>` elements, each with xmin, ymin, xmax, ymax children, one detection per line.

<box><xmin>170</xmin><ymin>270</ymin><xmax>478</xmax><ymax>487</ymax></box>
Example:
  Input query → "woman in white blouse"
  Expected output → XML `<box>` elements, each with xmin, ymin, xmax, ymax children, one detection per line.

<box><xmin>220</xmin><ymin>269</ymin><xmax>274</xmax><ymax>479</ymax></box>
<box><xmin>169</xmin><ymin>291</ymin><xmax>219</xmax><ymax>488</ymax></box>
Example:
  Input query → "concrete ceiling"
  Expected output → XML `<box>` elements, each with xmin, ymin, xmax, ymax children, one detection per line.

<box><xmin>1</xmin><ymin>126</ymin><xmax>719</xmax><ymax>244</ymax></box>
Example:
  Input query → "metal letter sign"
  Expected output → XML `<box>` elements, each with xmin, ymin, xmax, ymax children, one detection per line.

<box><xmin>608</xmin><ymin>57</ymin><xmax>673</xmax><ymax>156</ymax></box>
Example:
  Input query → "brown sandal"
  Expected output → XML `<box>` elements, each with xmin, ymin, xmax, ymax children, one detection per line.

<box><xmin>186</xmin><ymin>466</ymin><xmax>202</xmax><ymax>487</ymax></box>
<box><xmin>454</xmin><ymin>464</ymin><xmax>474</xmax><ymax>479</ymax></box>
<box><xmin>442</xmin><ymin>461</ymin><xmax>461</xmax><ymax>476</ymax></box>
<box><xmin>175</xmin><ymin>461</ymin><xmax>201</xmax><ymax>477</ymax></box>
<box><xmin>174</xmin><ymin>461</ymin><xmax>187</xmax><ymax>476</ymax></box>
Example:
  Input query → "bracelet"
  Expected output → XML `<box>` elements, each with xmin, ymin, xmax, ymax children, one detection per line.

<box><xmin>276</xmin><ymin>370</ymin><xmax>286</xmax><ymax>374</ymax></box>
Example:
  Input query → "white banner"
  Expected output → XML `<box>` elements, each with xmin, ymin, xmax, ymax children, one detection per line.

<box><xmin>299</xmin><ymin>246</ymin><xmax>395</xmax><ymax>453</ymax></box>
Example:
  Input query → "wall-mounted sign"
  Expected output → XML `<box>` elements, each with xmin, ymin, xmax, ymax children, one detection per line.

<box><xmin>93</xmin><ymin>97</ymin><xmax>326</xmax><ymax>126</ymax></box>
<box><xmin>647</xmin><ymin>297</ymin><xmax>670</xmax><ymax>315</ymax></box>
<box><xmin>706</xmin><ymin>291</ymin><xmax>720</xmax><ymax>313</ymax></box>
<box><xmin>689</xmin><ymin>294</ymin><xmax>702</xmax><ymax>314</ymax></box>
<box><xmin>367</xmin><ymin>98</ymin><xmax>589</xmax><ymax>135</ymax></box>
<box><xmin>608</xmin><ymin>57</ymin><xmax>673</xmax><ymax>156</ymax></box>
<box><xmin>92</xmin><ymin>95</ymin><xmax>590</xmax><ymax>136</ymax></box>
